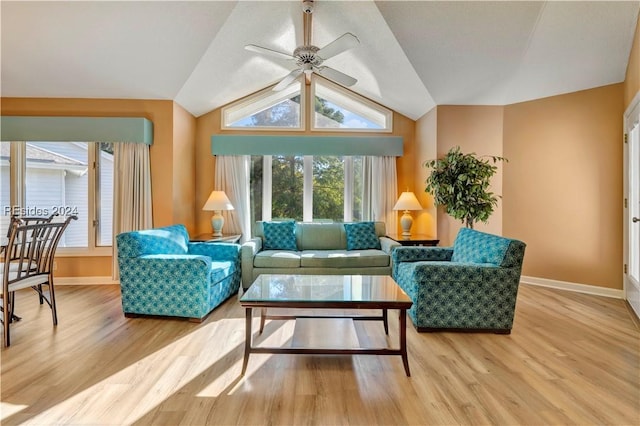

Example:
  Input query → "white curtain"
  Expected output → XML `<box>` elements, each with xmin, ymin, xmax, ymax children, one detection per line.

<box><xmin>112</xmin><ymin>143</ymin><xmax>153</xmax><ymax>280</ymax></box>
<box><xmin>214</xmin><ymin>155</ymin><xmax>251</xmax><ymax>243</ymax></box>
<box><xmin>363</xmin><ymin>156</ymin><xmax>398</xmax><ymax>234</ymax></box>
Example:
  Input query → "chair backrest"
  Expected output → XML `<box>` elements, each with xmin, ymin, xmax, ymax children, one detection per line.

<box><xmin>3</xmin><ymin>216</ymin><xmax>76</xmax><ymax>288</ymax></box>
<box><xmin>6</xmin><ymin>214</ymin><xmax>56</xmax><ymax>237</ymax></box>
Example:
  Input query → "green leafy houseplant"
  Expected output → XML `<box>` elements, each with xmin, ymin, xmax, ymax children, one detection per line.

<box><xmin>424</xmin><ymin>146</ymin><xmax>506</xmax><ymax>229</ymax></box>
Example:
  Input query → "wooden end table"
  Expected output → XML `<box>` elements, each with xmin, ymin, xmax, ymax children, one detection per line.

<box><xmin>190</xmin><ymin>233</ymin><xmax>241</xmax><ymax>243</ymax></box>
<box><xmin>386</xmin><ymin>233</ymin><xmax>439</xmax><ymax>247</ymax></box>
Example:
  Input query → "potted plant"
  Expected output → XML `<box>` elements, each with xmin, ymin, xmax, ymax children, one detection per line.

<box><xmin>424</xmin><ymin>146</ymin><xmax>506</xmax><ymax>229</ymax></box>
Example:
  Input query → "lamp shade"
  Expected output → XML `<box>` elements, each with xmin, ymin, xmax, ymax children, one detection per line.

<box><xmin>202</xmin><ymin>191</ymin><xmax>234</xmax><ymax>211</ymax></box>
<box><xmin>393</xmin><ymin>192</ymin><xmax>422</xmax><ymax>211</ymax></box>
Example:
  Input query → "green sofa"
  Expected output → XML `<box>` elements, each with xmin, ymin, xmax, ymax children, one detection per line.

<box><xmin>392</xmin><ymin>228</ymin><xmax>526</xmax><ymax>333</ymax></box>
<box><xmin>241</xmin><ymin>221</ymin><xmax>400</xmax><ymax>290</ymax></box>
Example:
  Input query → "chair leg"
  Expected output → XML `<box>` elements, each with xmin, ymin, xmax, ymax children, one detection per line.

<box><xmin>38</xmin><ymin>284</ymin><xmax>44</xmax><ymax>305</ymax></box>
<box><xmin>48</xmin><ymin>281</ymin><xmax>58</xmax><ymax>326</ymax></box>
<box><xmin>3</xmin><ymin>291</ymin><xmax>11</xmax><ymax>347</ymax></box>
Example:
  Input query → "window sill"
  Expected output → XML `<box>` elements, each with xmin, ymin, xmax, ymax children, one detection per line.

<box><xmin>56</xmin><ymin>247</ymin><xmax>112</xmax><ymax>257</ymax></box>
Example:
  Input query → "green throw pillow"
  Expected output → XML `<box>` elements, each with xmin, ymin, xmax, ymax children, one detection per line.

<box><xmin>344</xmin><ymin>222</ymin><xmax>381</xmax><ymax>250</ymax></box>
<box><xmin>263</xmin><ymin>221</ymin><xmax>298</xmax><ymax>251</ymax></box>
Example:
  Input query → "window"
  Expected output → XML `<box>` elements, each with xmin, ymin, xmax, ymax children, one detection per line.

<box><xmin>0</xmin><ymin>141</ymin><xmax>114</xmax><ymax>254</ymax></box>
<box><xmin>250</xmin><ymin>155</ymin><xmax>364</xmax><ymax>230</ymax></box>
<box><xmin>220</xmin><ymin>76</ymin><xmax>392</xmax><ymax>132</ymax></box>
<box><xmin>312</xmin><ymin>79</ymin><xmax>392</xmax><ymax>132</ymax></box>
<box><xmin>222</xmin><ymin>82</ymin><xmax>304</xmax><ymax>130</ymax></box>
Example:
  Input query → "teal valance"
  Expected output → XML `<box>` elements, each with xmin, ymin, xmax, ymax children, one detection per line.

<box><xmin>1</xmin><ymin>116</ymin><xmax>153</xmax><ymax>145</ymax></box>
<box><xmin>211</xmin><ymin>135</ymin><xmax>403</xmax><ymax>156</ymax></box>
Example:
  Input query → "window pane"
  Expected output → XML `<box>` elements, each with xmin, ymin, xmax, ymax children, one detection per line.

<box><xmin>25</xmin><ymin>142</ymin><xmax>88</xmax><ymax>248</ymax></box>
<box><xmin>272</xmin><ymin>155</ymin><xmax>303</xmax><ymax>221</ymax></box>
<box><xmin>250</xmin><ymin>155</ymin><xmax>263</xmax><ymax>236</ymax></box>
<box><xmin>313</xmin><ymin>80</ymin><xmax>390</xmax><ymax>130</ymax></box>
<box><xmin>97</xmin><ymin>142</ymin><xmax>114</xmax><ymax>246</ymax></box>
<box><xmin>225</xmin><ymin>83</ymin><xmax>303</xmax><ymax>129</ymax></box>
<box><xmin>352</xmin><ymin>156</ymin><xmax>364</xmax><ymax>222</ymax></box>
<box><xmin>0</xmin><ymin>142</ymin><xmax>10</xmax><ymax>216</ymax></box>
<box><xmin>313</xmin><ymin>156</ymin><xmax>344</xmax><ymax>222</ymax></box>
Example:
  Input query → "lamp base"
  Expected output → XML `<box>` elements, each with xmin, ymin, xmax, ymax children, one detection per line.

<box><xmin>211</xmin><ymin>211</ymin><xmax>224</xmax><ymax>237</ymax></box>
<box><xmin>400</xmin><ymin>211</ymin><xmax>413</xmax><ymax>236</ymax></box>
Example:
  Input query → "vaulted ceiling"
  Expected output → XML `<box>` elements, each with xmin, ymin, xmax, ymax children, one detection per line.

<box><xmin>2</xmin><ymin>1</ymin><xmax>638</xmax><ymax>121</ymax></box>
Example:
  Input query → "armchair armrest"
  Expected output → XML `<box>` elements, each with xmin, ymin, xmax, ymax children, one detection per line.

<box><xmin>188</xmin><ymin>241</ymin><xmax>241</xmax><ymax>261</ymax></box>
<box><xmin>379</xmin><ymin>236</ymin><xmax>401</xmax><ymax>254</ymax></box>
<box><xmin>392</xmin><ymin>246</ymin><xmax>454</xmax><ymax>277</ymax></box>
<box><xmin>392</xmin><ymin>246</ymin><xmax>454</xmax><ymax>263</ymax></box>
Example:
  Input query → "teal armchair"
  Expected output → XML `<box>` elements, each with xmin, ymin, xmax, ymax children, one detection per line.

<box><xmin>116</xmin><ymin>224</ymin><xmax>241</xmax><ymax>322</ymax></box>
<box><xmin>392</xmin><ymin>228</ymin><xmax>526</xmax><ymax>333</ymax></box>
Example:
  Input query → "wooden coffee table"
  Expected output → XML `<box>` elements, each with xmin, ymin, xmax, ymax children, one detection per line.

<box><xmin>239</xmin><ymin>274</ymin><xmax>413</xmax><ymax>376</ymax></box>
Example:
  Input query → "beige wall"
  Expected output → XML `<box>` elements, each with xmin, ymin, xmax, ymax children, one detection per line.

<box><xmin>414</xmin><ymin>107</ymin><xmax>437</xmax><ymax>237</ymax></box>
<box><xmin>435</xmin><ymin>105</ymin><xmax>505</xmax><ymax>246</ymax></box>
<box><xmin>172</xmin><ymin>102</ymin><xmax>197</xmax><ymax>235</ymax></box>
<box><xmin>0</xmin><ymin>97</ymin><xmax>194</xmax><ymax>277</ymax></box>
<box><xmin>194</xmin><ymin>83</ymin><xmax>416</xmax><ymax>236</ymax></box>
<box><xmin>625</xmin><ymin>11</ymin><xmax>640</xmax><ymax>109</ymax></box>
<box><xmin>503</xmin><ymin>84</ymin><xmax>624</xmax><ymax>289</ymax></box>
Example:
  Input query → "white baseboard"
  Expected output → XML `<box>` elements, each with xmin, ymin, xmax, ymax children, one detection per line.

<box><xmin>521</xmin><ymin>275</ymin><xmax>623</xmax><ymax>299</ymax></box>
<box><xmin>56</xmin><ymin>276</ymin><xmax>119</xmax><ymax>286</ymax></box>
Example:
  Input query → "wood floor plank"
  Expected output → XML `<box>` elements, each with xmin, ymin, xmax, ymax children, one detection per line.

<box><xmin>1</xmin><ymin>283</ymin><xmax>638</xmax><ymax>425</ymax></box>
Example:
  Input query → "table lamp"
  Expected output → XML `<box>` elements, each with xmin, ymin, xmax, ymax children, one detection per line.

<box><xmin>393</xmin><ymin>191</ymin><xmax>423</xmax><ymax>236</ymax></box>
<box><xmin>202</xmin><ymin>191</ymin><xmax>234</xmax><ymax>236</ymax></box>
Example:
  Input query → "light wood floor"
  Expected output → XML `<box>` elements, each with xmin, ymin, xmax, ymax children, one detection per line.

<box><xmin>1</xmin><ymin>284</ymin><xmax>638</xmax><ymax>425</ymax></box>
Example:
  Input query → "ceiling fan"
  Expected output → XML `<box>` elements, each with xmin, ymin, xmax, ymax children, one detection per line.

<box><xmin>245</xmin><ymin>0</ymin><xmax>360</xmax><ymax>91</ymax></box>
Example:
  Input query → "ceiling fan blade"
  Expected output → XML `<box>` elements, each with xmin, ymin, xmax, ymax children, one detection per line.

<box><xmin>315</xmin><ymin>66</ymin><xmax>357</xmax><ymax>87</ymax></box>
<box><xmin>273</xmin><ymin>69</ymin><xmax>304</xmax><ymax>91</ymax></box>
<box><xmin>316</xmin><ymin>33</ymin><xmax>360</xmax><ymax>60</ymax></box>
<box><xmin>245</xmin><ymin>44</ymin><xmax>295</xmax><ymax>62</ymax></box>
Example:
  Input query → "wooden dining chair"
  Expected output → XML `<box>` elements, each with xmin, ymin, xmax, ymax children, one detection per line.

<box><xmin>1</xmin><ymin>215</ymin><xmax>76</xmax><ymax>346</ymax></box>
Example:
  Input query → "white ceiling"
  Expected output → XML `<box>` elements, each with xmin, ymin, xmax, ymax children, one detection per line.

<box><xmin>1</xmin><ymin>1</ymin><xmax>638</xmax><ymax>121</ymax></box>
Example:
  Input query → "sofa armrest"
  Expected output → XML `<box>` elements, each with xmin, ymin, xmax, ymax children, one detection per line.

<box><xmin>188</xmin><ymin>241</ymin><xmax>241</xmax><ymax>261</ymax></box>
<box><xmin>379</xmin><ymin>236</ymin><xmax>401</xmax><ymax>254</ymax></box>
<box><xmin>241</xmin><ymin>237</ymin><xmax>262</xmax><ymax>290</ymax></box>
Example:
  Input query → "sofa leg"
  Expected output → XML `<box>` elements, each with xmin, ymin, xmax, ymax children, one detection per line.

<box><xmin>124</xmin><ymin>313</ymin><xmax>139</xmax><ymax>319</ymax></box>
<box><xmin>189</xmin><ymin>317</ymin><xmax>204</xmax><ymax>323</ymax></box>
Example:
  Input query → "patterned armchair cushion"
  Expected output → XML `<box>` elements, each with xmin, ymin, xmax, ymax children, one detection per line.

<box><xmin>451</xmin><ymin>227</ymin><xmax>511</xmax><ymax>265</ymax></box>
<box><xmin>344</xmin><ymin>221</ymin><xmax>381</xmax><ymax>250</ymax></box>
<box><xmin>262</xmin><ymin>221</ymin><xmax>298</xmax><ymax>251</ymax></box>
<box><xmin>117</xmin><ymin>224</ymin><xmax>189</xmax><ymax>258</ymax></box>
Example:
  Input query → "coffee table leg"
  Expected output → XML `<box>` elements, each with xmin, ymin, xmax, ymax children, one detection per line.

<box><xmin>259</xmin><ymin>308</ymin><xmax>266</xmax><ymax>334</ymax></box>
<box><xmin>383</xmin><ymin>308</ymin><xmax>389</xmax><ymax>335</ymax></box>
<box><xmin>400</xmin><ymin>309</ymin><xmax>410</xmax><ymax>377</ymax></box>
<box><xmin>242</xmin><ymin>307</ymin><xmax>252</xmax><ymax>376</ymax></box>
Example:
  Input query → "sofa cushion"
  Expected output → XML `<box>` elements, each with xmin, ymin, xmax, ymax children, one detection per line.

<box><xmin>296</xmin><ymin>222</ymin><xmax>345</xmax><ymax>250</ymax></box>
<box><xmin>451</xmin><ymin>227</ymin><xmax>511</xmax><ymax>265</ymax></box>
<box><xmin>300</xmin><ymin>250</ymin><xmax>390</xmax><ymax>268</ymax></box>
<box><xmin>210</xmin><ymin>260</ymin><xmax>236</xmax><ymax>284</ymax></box>
<box><xmin>263</xmin><ymin>221</ymin><xmax>298</xmax><ymax>251</ymax></box>
<box><xmin>344</xmin><ymin>222</ymin><xmax>381</xmax><ymax>250</ymax></box>
<box><xmin>254</xmin><ymin>250</ymin><xmax>302</xmax><ymax>268</ymax></box>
